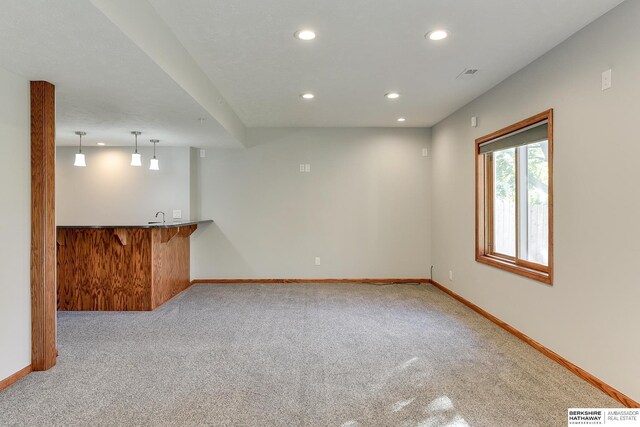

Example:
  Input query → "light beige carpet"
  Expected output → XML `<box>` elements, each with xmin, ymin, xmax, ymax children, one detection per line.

<box><xmin>0</xmin><ymin>283</ymin><xmax>618</xmax><ymax>426</ymax></box>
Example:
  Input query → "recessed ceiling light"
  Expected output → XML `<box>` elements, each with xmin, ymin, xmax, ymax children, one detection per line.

<box><xmin>426</xmin><ymin>30</ymin><xmax>448</xmax><ymax>41</ymax></box>
<box><xmin>385</xmin><ymin>92</ymin><xmax>400</xmax><ymax>99</ymax></box>
<box><xmin>97</xmin><ymin>142</ymin><xmax>106</xmax><ymax>146</ymax></box>
<box><xmin>300</xmin><ymin>92</ymin><xmax>315</xmax><ymax>99</ymax></box>
<box><xmin>397</xmin><ymin>118</ymin><xmax>406</xmax><ymax>122</ymax></box>
<box><xmin>294</xmin><ymin>30</ymin><xmax>316</xmax><ymax>41</ymax></box>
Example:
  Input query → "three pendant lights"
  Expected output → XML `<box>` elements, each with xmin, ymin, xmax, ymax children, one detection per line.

<box><xmin>73</xmin><ymin>130</ymin><xmax>161</xmax><ymax>170</ymax></box>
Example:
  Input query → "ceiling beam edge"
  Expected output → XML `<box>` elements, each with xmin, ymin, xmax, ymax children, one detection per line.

<box><xmin>89</xmin><ymin>0</ymin><xmax>246</xmax><ymax>147</ymax></box>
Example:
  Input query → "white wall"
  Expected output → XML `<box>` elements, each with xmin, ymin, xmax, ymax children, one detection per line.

<box><xmin>56</xmin><ymin>146</ymin><xmax>191</xmax><ymax>225</ymax></box>
<box><xmin>190</xmin><ymin>147</ymin><xmax>201</xmax><ymax>221</ymax></box>
<box><xmin>0</xmin><ymin>67</ymin><xmax>31</xmax><ymax>380</ymax></box>
<box><xmin>191</xmin><ymin>127</ymin><xmax>431</xmax><ymax>279</ymax></box>
<box><xmin>430</xmin><ymin>1</ymin><xmax>640</xmax><ymax>402</ymax></box>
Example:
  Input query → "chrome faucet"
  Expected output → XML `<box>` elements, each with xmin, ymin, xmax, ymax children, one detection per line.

<box><xmin>155</xmin><ymin>211</ymin><xmax>166</xmax><ymax>224</ymax></box>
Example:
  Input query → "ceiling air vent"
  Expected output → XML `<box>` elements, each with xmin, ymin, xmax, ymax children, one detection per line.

<box><xmin>457</xmin><ymin>68</ymin><xmax>479</xmax><ymax>80</ymax></box>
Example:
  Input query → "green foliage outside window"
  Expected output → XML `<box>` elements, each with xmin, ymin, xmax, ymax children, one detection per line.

<box><xmin>493</xmin><ymin>141</ymin><xmax>548</xmax><ymax>205</ymax></box>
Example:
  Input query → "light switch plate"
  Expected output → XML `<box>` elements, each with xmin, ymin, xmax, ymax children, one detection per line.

<box><xmin>173</xmin><ymin>210</ymin><xmax>182</xmax><ymax>219</ymax></box>
<box><xmin>199</xmin><ymin>149</ymin><xmax>206</xmax><ymax>158</ymax></box>
<box><xmin>305</xmin><ymin>163</ymin><xmax>311</xmax><ymax>173</ymax></box>
<box><xmin>422</xmin><ymin>148</ymin><xmax>428</xmax><ymax>157</ymax></box>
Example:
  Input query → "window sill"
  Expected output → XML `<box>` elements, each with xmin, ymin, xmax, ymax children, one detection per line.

<box><xmin>476</xmin><ymin>254</ymin><xmax>552</xmax><ymax>285</ymax></box>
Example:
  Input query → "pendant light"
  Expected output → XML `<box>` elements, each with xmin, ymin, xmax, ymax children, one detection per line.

<box><xmin>74</xmin><ymin>131</ymin><xmax>86</xmax><ymax>167</ymax></box>
<box><xmin>130</xmin><ymin>131</ymin><xmax>142</xmax><ymax>166</ymax></box>
<box><xmin>149</xmin><ymin>139</ymin><xmax>160</xmax><ymax>170</ymax></box>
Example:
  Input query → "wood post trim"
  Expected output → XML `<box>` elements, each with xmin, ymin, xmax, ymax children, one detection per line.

<box><xmin>30</xmin><ymin>81</ymin><xmax>57</xmax><ymax>371</ymax></box>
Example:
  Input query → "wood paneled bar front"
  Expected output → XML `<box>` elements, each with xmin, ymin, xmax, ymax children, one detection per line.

<box><xmin>56</xmin><ymin>220</ymin><xmax>212</xmax><ymax>311</ymax></box>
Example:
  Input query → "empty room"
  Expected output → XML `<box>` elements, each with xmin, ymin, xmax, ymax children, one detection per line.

<box><xmin>0</xmin><ymin>0</ymin><xmax>639</xmax><ymax>426</ymax></box>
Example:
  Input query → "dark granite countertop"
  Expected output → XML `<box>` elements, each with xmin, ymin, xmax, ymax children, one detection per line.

<box><xmin>56</xmin><ymin>219</ymin><xmax>213</xmax><ymax>229</ymax></box>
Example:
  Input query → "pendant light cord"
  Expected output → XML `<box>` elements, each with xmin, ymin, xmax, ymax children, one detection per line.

<box><xmin>79</xmin><ymin>133</ymin><xmax>82</xmax><ymax>153</ymax></box>
<box><xmin>135</xmin><ymin>133</ymin><xmax>138</xmax><ymax>154</ymax></box>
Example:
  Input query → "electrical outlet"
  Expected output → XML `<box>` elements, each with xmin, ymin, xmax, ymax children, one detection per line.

<box><xmin>449</xmin><ymin>270</ymin><xmax>453</xmax><ymax>281</ymax></box>
<box><xmin>315</xmin><ymin>257</ymin><xmax>321</xmax><ymax>266</ymax></box>
<box><xmin>173</xmin><ymin>210</ymin><xmax>182</xmax><ymax>219</ymax></box>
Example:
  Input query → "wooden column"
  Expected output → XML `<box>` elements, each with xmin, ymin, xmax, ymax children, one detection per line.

<box><xmin>30</xmin><ymin>81</ymin><xmax>57</xmax><ymax>371</ymax></box>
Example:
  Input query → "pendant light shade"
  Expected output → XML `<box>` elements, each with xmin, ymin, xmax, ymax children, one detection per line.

<box><xmin>74</xmin><ymin>153</ymin><xmax>86</xmax><ymax>167</ymax></box>
<box><xmin>74</xmin><ymin>131</ymin><xmax>86</xmax><ymax>167</ymax></box>
<box><xmin>149</xmin><ymin>139</ymin><xmax>160</xmax><ymax>170</ymax></box>
<box><xmin>131</xmin><ymin>131</ymin><xmax>142</xmax><ymax>166</ymax></box>
<box><xmin>131</xmin><ymin>152</ymin><xmax>142</xmax><ymax>167</ymax></box>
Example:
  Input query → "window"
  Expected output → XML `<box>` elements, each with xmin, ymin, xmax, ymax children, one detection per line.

<box><xmin>476</xmin><ymin>110</ymin><xmax>553</xmax><ymax>284</ymax></box>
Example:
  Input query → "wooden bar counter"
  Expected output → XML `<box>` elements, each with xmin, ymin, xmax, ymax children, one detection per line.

<box><xmin>56</xmin><ymin>220</ymin><xmax>212</xmax><ymax>311</ymax></box>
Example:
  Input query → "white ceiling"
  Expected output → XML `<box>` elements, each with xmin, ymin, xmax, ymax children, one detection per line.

<box><xmin>0</xmin><ymin>0</ymin><xmax>238</xmax><ymax>148</ymax></box>
<box><xmin>0</xmin><ymin>0</ymin><xmax>625</xmax><ymax>145</ymax></box>
<box><xmin>149</xmin><ymin>0</ymin><xmax>624</xmax><ymax>128</ymax></box>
